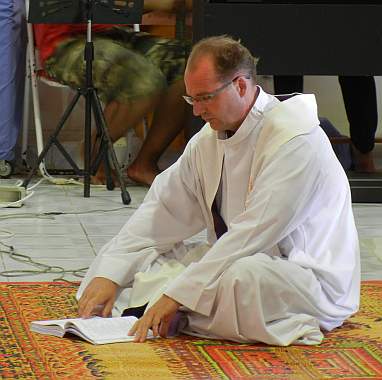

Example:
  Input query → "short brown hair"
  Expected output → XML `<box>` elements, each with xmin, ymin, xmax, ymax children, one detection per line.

<box><xmin>188</xmin><ymin>35</ymin><xmax>258</xmax><ymax>82</ymax></box>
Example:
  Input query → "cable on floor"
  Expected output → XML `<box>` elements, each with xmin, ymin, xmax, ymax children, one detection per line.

<box><xmin>0</xmin><ymin>241</ymin><xmax>88</xmax><ymax>282</ymax></box>
<box><xmin>0</xmin><ymin>206</ymin><xmax>138</xmax><ymax>281</ymax></box>
<box><xmin>0</xmin><ymin>205</ymin><xmax>138</xmax><ymax>220</ymax></box>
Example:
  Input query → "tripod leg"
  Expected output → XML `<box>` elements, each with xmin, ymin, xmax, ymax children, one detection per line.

<box><xmin>84</xmin><ymin>87</ymin><xmax>92</xmax><ymax>197</ymax></box>
<box><xmin>91</xmin><ymin>91</ymin><xmax>131</xmax><ymax>205</ymax></box>
<box><xmin>91</xmin><ymin>134</ymin><xmax>115</xmax><ymax>191</ymax></box>
<box><xmin>90</xmin><ymin>108</ymin><xmax>115</xmax><ymax>191</ymax></box>
<box><xmin>22</xmin><ymin>91</ymin><xmax>82</xmax><ymax>188</ymax></box>
<box><xmin>103</xmin><ymin>148</ymin><xmax>115</xmax><ymax>191</ymax></box>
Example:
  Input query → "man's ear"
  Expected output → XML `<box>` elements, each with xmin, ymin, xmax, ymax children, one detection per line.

<box><xmin>237</xmin><ymin>77</ymin><xmax>248</xmax><ymax>97</ymax></box>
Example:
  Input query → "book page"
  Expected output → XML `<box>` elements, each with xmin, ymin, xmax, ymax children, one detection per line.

<box><xmin>70</xmin><ymin>316</ymin><xmax>142</xmax><ymax>343</ymax></box>
<box><xmin>31</xmin><ymin>319</ymin><xmax>78</xmax><ymax>338</ymax></box>
<box><xmin>32</xmin><ymin>318</ymin><xmax>77</xmax><ymax>327</ymax></box>
<box><xmin>31</xmin><ymin>316</ymin><xmax>154</xmax><ymax>344</ymax></box>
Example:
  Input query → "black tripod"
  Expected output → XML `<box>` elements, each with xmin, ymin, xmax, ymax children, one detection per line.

<box><xmin>22</xmin><ymin>0</ymin><xmax>143</xmax><ymax>205</ymax></box>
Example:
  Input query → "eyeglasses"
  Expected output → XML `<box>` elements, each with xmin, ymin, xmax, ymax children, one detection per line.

<box><xmin>183</xmin><ymin>75</ymin><xmax>249</xmax><ymax>105</ymax></box>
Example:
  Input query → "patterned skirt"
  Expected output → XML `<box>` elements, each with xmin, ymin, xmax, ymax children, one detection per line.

<box><xmin>44</xmin><ymin>26</ymin><xmax>189</xmax><ymax>104</ymax></box>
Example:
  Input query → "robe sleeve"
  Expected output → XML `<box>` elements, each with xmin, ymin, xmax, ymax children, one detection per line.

<box><xmin>78</xmin><ymin>141</ymin><xmax>206</xmax><ymax>289</ymax></box>
<box><xmin>164</xmin><ymin>135</ymin><xmax>325</xmax><ymax>316</ymax></box>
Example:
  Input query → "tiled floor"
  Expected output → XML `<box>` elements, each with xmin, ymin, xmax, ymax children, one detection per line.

<box><xmin>0</xmin><ymin>178</ymin><xmax>381</xmax><ymax>282</ymax></box>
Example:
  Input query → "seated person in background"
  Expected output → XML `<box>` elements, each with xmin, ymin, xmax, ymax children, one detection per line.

<box><xmin>77</xmin><ymin>36</ymin><xmax>360</xmax><ymax>346</ymax></box>
<box><xmin>34</xmin><ymin>0</ymin><xmax>192</xmax><ymax>186</ymax></box>
<box><xmin>274</xmin><ymin>75</ymin><xmax>379</xmax><ymax>172</ymax></box>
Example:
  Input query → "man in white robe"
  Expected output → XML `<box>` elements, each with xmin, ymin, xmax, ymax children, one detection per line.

<box><xmin>77</xmin><ymin>36</ymin><xmax>360</xmax><ymax>346</ymax></box>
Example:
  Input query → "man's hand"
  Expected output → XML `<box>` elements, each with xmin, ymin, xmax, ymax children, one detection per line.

<box><xmin>128</xmin><ymin>295</ymin><xmax>181</xmax><ymax>342</ymax></box>
<box><xmin>78</xmin><ymin>277</ymin><xmax>118</xmax><ymax>318</ymax></box>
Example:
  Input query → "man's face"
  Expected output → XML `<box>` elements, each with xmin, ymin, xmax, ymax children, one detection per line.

<box><xmin>184</xmin><ymin>56</ymin><xmax>245</xmax><ymax>132</ymax></box>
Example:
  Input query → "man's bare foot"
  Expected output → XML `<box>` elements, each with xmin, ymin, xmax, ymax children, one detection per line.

<box><xmin>352</xmin><ymin>146</ymin><xmax>376</xmax><ymax>173</ymax></box>
<box><xmin>127</xmin><ymin>160</ymin><xmax>160</xmax><ymax>186</ymax></box>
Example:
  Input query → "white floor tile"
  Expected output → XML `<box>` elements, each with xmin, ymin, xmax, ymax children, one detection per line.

<box><xmin>2</xmin><ymin>256</ymin><xmax>93</xmax><ymax>270</ymax></box>
<box><xmin>360</xmin><ymin>237</ymin><xmax>382</xmax><ymax>261</ymax></box>
<box><xmin>1</xmin><ymin>256</ymin><xmax>92</xmax><ymax>283</ymax></box>
<box><xmin>3</xmin><ymin>274</ymin><xmax>83</xmax><ymax>282</ymax></box>
<box><xmin>6</xmin><ymin>235</ymin><xmax>91</xmax><ymax>249</ymax></box>
<box><xmin>353</xmin><ymin>204</ymin><xmax>382</xmax><ymax>227</ymax></box>
<box><xmin>83</xmin><ymin>225</ymin><xmax>124</xmax><ymax>235</ymax></box>
<box><xmin>361</xmin><ymin>272</ymin><xmax>382</xmax><ymax>281</ymax></box>
<box><xmin>358</xmin><ymin>227</ymin><xmax>382</xmax><ymax>237</ymax></box>
<box><xmin>0</xmin><ymin>253</ymin><xmax>6</xmax><ymax>278</ymax></box>
<box><xmin>5</xmin><ymin>247</ymin><xmax>96</xmax><ymax>259</ymax></box>
<box><xmin>87</xmin><ymin>236</ymin><xmax>113</xmax><ymax>252</ymax></box>
<box><xmin>2</xmin><ymin>224</ymin><xmax>85</xmax><ymax>236</ymax></box>
<box><xmin>0</xmin><ymin>214</ymin><xmax>79</xmax><ymax>225</ymax></box>
<box><xmin>78</xmin><ymin>211</ymin><xmax>135</xmax><ymax>226</ymax></box>
<box><xmin>1</xmin><ymin>180</ymin><xmax>381</xmax><ymax>283</ymax></box>
<box><xmin>63</xmin><ymin>184</ymin><xmax>148</xmax><ymax>205</ymax></box>
<box><xmin>67</xmin><ymin>197</ymin><xmax>127</xmax><ymax>211</ymax></box>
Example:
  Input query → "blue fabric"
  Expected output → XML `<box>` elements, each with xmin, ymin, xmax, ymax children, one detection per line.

<box><xmin>319</xmin><ymin>117</ymin><xmax>353</xmax><ymax>170</ymax></box>
<box><xmin>0</xmin><ymin>0</ymin><xmax>26</xmax><ymax>161</ymax></box>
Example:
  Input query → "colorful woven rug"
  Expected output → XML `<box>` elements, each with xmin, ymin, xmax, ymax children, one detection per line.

<box><xmin>0</xmin><ymin>281</ymin><xmax>381</xmax><ymax>379</ymax></box>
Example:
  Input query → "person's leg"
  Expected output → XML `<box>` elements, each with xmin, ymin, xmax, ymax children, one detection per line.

<box><xmin>0</xmin><ymin>0</ymin><xmax>26</xmax><ymax>163</ymax></box>
<box><xmin>127</xmin><ymin>79</ymin><xmax>188</xmax><ymax>185</ymax></box>
<box><xmin>89</xmin><ymin>96</ymin><xmax>161</xmax><ymax>185</ymax></box>
<box><xmin>184</xmin><ymin>254</ymin><xmax>350</xmax><ymax>345</ymax></box>
<box><xmin>273</xmin><ymin>75</ymin><xmax>304</xmax><ymax>94</ymax></box>
<box><xmin>45</xmin><ymin>32</ymin><xmax>167</xmax><ymax>184</ymax></box>
<box><xmin>125</xmin><ymin>31</ymin><xmax>189</xmax><ymax>185</ymax></box>
<box><xmin>338</xmin><ymin>76</ymin><xmax>378</xmax><ymax>172</ymax></box>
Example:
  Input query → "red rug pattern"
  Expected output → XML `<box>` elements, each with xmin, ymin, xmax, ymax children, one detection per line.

<box><xmin>0</xmin><ymin>281</ymin><xmax>381</xmax><ymax>379</ymax></box>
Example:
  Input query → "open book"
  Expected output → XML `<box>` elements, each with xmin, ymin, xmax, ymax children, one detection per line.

<box><xmin>30</xmin><ymin>316</ymin><xmax>154</xmax><ymax>345</ymax></box>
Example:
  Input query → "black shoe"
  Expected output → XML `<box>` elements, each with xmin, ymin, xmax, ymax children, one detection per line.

<box><xmin>122</xmin><ymin>303</ymin><xmax>148</xmax><ymax>319</ymax></box>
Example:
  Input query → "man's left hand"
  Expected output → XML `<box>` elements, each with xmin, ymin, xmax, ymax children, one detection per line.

<box><xmin>128</xmin><ymin>295</ymin><xmax>181</xmax><ymax>342</ymax></box>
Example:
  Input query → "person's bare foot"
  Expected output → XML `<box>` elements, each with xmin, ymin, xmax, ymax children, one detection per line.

<box><xmin>80</xmin><ymin>139</ymin><xmax>120</xmax><ymax>186</ymax></box>
<box><xmin>352</xmin><ymin>146</ymin><xmax>376</xmax><ymax>173</ymax></box>
<box><xmin>91</xmin><ymin>168</ymin><xmax>120</xmax><ymax>187</ymax></box>
<box><xmin>90</xmin><ymin>172</ymin><xmax>107</xmax><ymax>186</ymax></box>
<box><xmin>126</xmin><ymin>160</ymin><xmax>160</xmax><ymax>186</ymax></box>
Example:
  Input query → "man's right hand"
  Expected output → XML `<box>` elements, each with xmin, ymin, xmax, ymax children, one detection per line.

<box><xmin>78</xmin><ymin>277</ymin><xmax>119</xmax><ymax>318</ymax></box>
